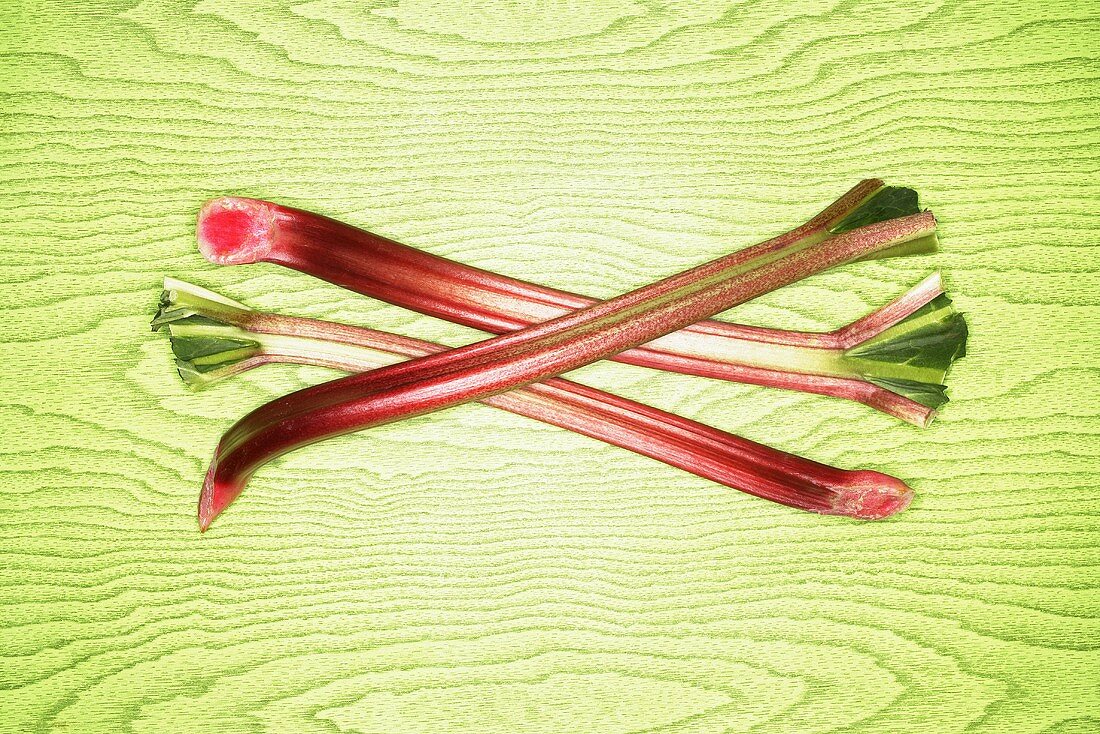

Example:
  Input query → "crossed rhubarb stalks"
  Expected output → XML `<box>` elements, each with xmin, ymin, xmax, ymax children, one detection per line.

<box><xmin>153</xmin><ymin>181</ymin><xmax>966</xmax><ymax>530</ymax></box>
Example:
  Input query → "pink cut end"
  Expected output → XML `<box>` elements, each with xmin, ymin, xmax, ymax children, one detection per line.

<box><xmin>198</xmin><ymin>458</ymin><xmax>240</xmax><ymax>532</ymax></box>
<box><xmin>830</xmin><ymin>471</ymin><xmax>915</xmax><ymax>520</ymax></box>
<box><xmin>197</xmin><ymin>197</ymin><xmax>277</xmax><ymax>265</ymax></box>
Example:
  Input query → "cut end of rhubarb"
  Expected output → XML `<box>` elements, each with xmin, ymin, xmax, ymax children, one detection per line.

<box><xmin>844</xmin><ymin>292</ymin><xmax>968</xmax><ymax>415</ymax></box>
<box><xmin>827</xmin><ymin>184</ymin><xmax>938</xmax><ymax>262</ymax></box>
<box><xmin>828</xmin><ymin>184</ymin><xmax>920</xmax><ymax>236</ymax></box>
<box><xmin>153</xmin><ymin>278</ymin><xmax>266</xmax><ymax>389</ymax></box>
<box><xmin>197</xmin><ymin>197</ymin><xmax>277</xmax><ymax>265</ymax></box>
<box><xmin>198</xmin><ymin>458</ymin><xmax>238</xmax><ymax>532</ymax></box>
<box><xmin>829</xmin><ymin>471</ymin><xmax>914</xmax><ymax>520</ymax></box>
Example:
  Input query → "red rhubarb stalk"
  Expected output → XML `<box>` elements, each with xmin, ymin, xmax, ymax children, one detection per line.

<box><xmin>194</xmin><ymin>203</ymin><xmax>937</xmax><ymax>529</ymax></box>
<box><xmin>197</xmin><ymin>180</ymin><xmax>950</xmax><ymax>424</ymax></box>
<box><xmin>155</xmin><ymin>278</ymin><xmax>918</xmax><ymax>521</ymax></box>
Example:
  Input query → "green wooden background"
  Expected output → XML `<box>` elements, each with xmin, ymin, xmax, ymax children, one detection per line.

<box><xmin>2</xmin><ymin>1</ymin><xmax>1097</xmax><ymax>732</ymax></box>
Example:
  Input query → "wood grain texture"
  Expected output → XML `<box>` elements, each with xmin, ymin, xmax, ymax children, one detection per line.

<box><xmin>1</xmin><ymin>1</ymin><xmax>1098</xmax><ymax>731</ymax></box>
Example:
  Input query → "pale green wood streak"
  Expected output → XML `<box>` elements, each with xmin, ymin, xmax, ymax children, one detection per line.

<box><xmin>1</xmin><ymin>1</ymin><xmax>1098</xmax><ymax>732</ymax></box>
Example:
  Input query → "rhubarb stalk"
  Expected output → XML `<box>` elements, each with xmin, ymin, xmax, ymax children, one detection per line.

<box><xmin>197</xmin><ymin>181</ymin><xmax>953</xmax><ymax>424</ymax></box>
<box><xmin>193</xmin><ymin>198</ymin><xmax>937</xmax><ymax>529</ymax></box>
<box><xmin>155</xmin><ymin>278</ymin><xmax>918</xmax><ymax>521</ymax></box>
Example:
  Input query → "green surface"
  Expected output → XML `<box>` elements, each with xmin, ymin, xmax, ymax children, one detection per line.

<box><xmin>1</xmin><ymin>1</ymin><xmax>1098</xmax><ymax>732</ymax></box>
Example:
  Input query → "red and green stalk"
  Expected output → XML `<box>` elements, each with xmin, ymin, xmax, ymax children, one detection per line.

<box><xmin>189</xmin><ymin>191</ymin><xmax>939</xmax><ymax>530</ymax></box>
<box><xmin>197</xmin><ymin>180</ymin><xmax>950</xmax><ymax>425</ymax></box>
<box><xmin>155</xmin><ymin>274</ymin><xmax>960</xmax><ymax>525</ymax></box>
